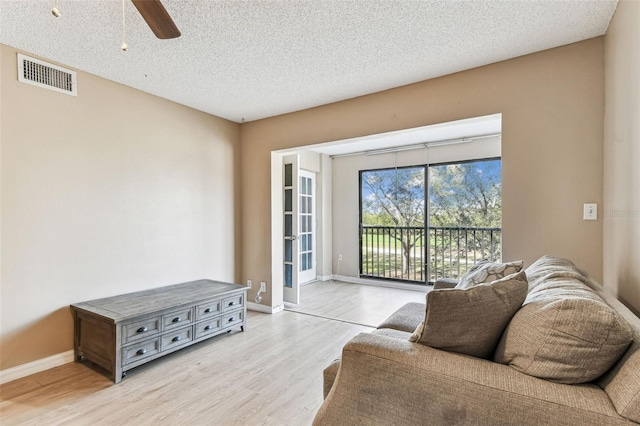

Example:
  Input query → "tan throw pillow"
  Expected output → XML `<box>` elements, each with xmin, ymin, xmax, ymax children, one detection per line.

<box><xmin>456</xmin><ymin>259</ymin><xmax>524</xmax><ymax>289</ymax></box>
<box><xmin>494</xmin><ymin>273</ymin><xmax>633</xmax><ymax>384</ymax></box>
<box><xmin>410</xmin><ymin>271</ymin><xmax>528</xmax><ymax>359</ymax></box>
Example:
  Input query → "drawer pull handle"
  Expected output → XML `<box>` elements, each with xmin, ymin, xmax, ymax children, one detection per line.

<box><xmin>204</xmin><ymin>325</ymin><xmax>212</xmax><ymax>331</ymax></box>
<box><xmin>172</xmin><ymin>336</ymin><xmax>182</xmax><ymax>342</ymax></box>
<box><xmin>136</xmin><ymin>348</ymin><xmax>147</xmax><ymax>356</ymax></box>
<box><xmin>228</xmin><ymin>301</ymin><xmax>235</xmax><ymax>306</ymax></box>
<box><xmin>172</xmin><ymin>317</ymin><xmax>182</xmax><ymax>323</ymax></box>
<box><xmin>204</xmin><ymin>308</ymin><xmax>212</xmax><ymax>313</ymax></box>
<box><xmin>228</xmin><ymin>317</ymin><xmax>234</xmax><ymax>322</ymax></box>
<box><xmin>136</xmin><ymin>326</ymin><xmax>148</xmax><ymax>333</ymax></box>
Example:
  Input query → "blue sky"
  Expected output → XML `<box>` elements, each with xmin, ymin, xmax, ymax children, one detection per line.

<box><xmin>361</xmin><ymin>159</ymin><xmax>501</xmax><ymax>205</ymax></box>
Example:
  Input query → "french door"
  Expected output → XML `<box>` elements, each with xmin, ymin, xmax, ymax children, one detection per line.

<box><xmin>297</xmin><ymin>169</ymin><xmax>316</xmax><ymax>284</ymax></box>
<box><xmin>283</xmin><ymin>159</ymin><xmax>316</xmax><ymax>304</ymax></box>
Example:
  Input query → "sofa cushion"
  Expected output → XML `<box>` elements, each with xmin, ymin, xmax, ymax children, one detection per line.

<box><xmin>524</xmin><ymin>255</ymin><xmax>588</xmax><ymax>291</ymax></box>
<box><xmin>377</xmin><ymin>302</ymin><xmax>425</xmax><ymax>333</ymax></box>
<box><xmin>410</xmin><ymin>271</ymin><xmax>528</xmax><ymax>359</ymax></box>
<box><xmin>494</xmin><ymin>256</ymin><xmax>633</xmax><ymax>384</ymax></box>
<box><xmin>456</xmin><ymin>259</ymin><xmax>524</xmax><ymax>289</ymax></box>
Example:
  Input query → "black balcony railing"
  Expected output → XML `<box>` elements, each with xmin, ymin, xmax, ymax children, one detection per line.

<box><xmin>360</xmin><ymin>225</ymin><xmax>502</xmax><ymax>284</ymax></box>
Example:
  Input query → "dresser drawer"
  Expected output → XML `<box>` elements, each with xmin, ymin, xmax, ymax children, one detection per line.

<box><xmin>123</xmin><ymin>317</ymin><xmax>160</xmax><ymax>343</ymax></box>
<box><xmin>161</xmin><ymin>326</ymin><xmax>193</xmax><ymax>351</ymax></box>
<box><xmin>122</xmin><ymin>338</ymin><xmax>160</xmax><ymax>366</ymax></box>
<box><xmin>222</xmin><ymin>310</ymin><xmax>244</xmax><ymax>328</ymax></box>
<box><xmin>222</xmin><ymin>294</ymin><xmax>244</xmax><ymax>312</ymax></box>
<box><xmin>196</xmin><ymin>300</ymin><xmax>221</xmax><ymax>319</ymax></box>
<box><xmin>195</xmin><ymin>318</ymin><xmax>222</xmax><ymax>338</ymax></box>
<box><xmin>162</xmin><ymin>308</ymin><xmax>193</xmax><ymax>330</ymax></box>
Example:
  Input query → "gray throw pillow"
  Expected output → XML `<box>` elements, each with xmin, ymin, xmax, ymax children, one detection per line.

<box><xmin>456</xmin><ymin>259</ymin><xmax>524</xmax><ymax>289</ymax></box>
<box><xmin>410</xmin><ymin>271</ymin><xmax>528</xmax><ymax>359</ymax></box>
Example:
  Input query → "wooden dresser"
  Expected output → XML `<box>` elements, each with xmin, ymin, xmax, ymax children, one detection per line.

<box><xmin>70</xmin><ymin>279</ymin><xmax>247</xmax><ymax>383</ymax></box>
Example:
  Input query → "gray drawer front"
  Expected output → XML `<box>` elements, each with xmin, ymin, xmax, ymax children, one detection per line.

<box><xmin>197</xmin><ymin>300</ymin><xmax>221</xmax><ymax>319</ymax></box>
<box><xmin>123</xmin><ymin>317</ymin><xmax>160</xmax><ymax>343</ymax></box>
<box><xmin>222</xmin><ymin>294</ymin><xmax>244</xmax><ymax>312</ymax></box>
<box><xmin>162</xmin><ymin>308</ymin><xmax>193</xmax><ymax>330</ymax></box>
<box><xmin>222</xmin><ymin>310</ymin><xmax>244</xmax><ymax>328</ymax></box>
<box><xmin>122</xmin><ymin>338</ymin><xmax>160</xmax><ymax>365</ymax></box>
<box><xmin>161</xmin><ymin>326</ymin><xmax>193</xmax><ymax>350</ymax></box>
<box><xmin>195</xmin><ymin>318</ymin><xmax>222</xmax><ymax>338</ymax></box>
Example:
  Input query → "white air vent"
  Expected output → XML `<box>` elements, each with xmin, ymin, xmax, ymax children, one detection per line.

<box><xmin>17</xmin><ymin>53</ymin><xmax>77</xmax><ymax>96</ymax></box>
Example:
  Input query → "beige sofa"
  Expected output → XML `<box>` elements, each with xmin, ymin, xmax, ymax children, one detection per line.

<box><xmin>314</xmin><ymin>256</ymin><xmax>640</xmax><ymax>425</ymax></box>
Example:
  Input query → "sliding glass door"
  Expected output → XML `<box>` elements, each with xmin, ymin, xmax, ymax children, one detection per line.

<box><xmin>360</xmin><ymin>158</ymin><xmax>502</xmax><ymax>284</ymax></box>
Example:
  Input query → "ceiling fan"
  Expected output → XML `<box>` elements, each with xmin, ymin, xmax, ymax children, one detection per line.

<box><xmin>51</xmin><ymin>0</ymin><xmax>180</xmax><ymax>40</ymax></box>
<box><xmin>130</xmin><ymin>0</ymin><xmax>181</xmax><ymax>39</ymax></box>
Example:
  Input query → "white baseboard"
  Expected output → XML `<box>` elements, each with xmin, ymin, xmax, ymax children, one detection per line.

<box><xmin>0</xmin><ymin>350</ymin><xmax>75</xmax><ymax>385</ymax></box>
<box><xmin>247</xmin><ymin>302</ymin><xmax>284</xmax><ymax>314</ymax></box>
<box><xmin>316</xmin><ymin>274</ymin><xmax>332</xmax><ymax>282</ymax></box>
<box><xmin>332</xmin><ymin>274</ymin><xmax>428</xmax><ymax>292</ymax></box>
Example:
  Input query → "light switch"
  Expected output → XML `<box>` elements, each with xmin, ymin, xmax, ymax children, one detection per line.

<box><xmin>583</xmin><ymin>203</ymin><xmax>598</xmax><ymax>220</ymax></box>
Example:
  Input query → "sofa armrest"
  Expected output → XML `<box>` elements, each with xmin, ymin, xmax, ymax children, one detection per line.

<box><xmin>433</xmin><ymin>278</ymin><xmax>457</xmax><ymax>289</ymax></box>
<box><xmin>313</xmin><ymin>333</ymin><xmax>624</xmax><ymax>426</ymax></box>
<box><xmin>323</xmin><ymin>358</ymin><xmax>341</xmax><ymax>399</ymax></box>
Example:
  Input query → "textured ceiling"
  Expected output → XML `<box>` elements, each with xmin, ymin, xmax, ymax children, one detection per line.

<box><xmin>0</xmin><ymin>0</ymin><xmax>618</xmax><ymax>123</ymax></box>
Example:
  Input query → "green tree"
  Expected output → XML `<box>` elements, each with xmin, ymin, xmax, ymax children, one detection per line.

<box><xmin>429</xmin><ymin>161</ymin><xmax>501</xmax><ymax>228</ymax></box>
<box><xmin>362</xmin><ymin>167</ymin><xmax>425</xmax><ymax>276</ymax></box>
<box><xmin>428</xmin><ymin>161</ymin><xmax>502</xmax><ymax>277</ymax></box>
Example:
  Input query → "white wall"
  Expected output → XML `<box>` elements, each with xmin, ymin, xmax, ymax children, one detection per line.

<box><xmin>318</xmin><ymin>154</ymin><xmax>333</xmax><ymax>279</ymax></box>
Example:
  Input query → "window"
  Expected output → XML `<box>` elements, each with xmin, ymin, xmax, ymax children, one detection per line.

<box><xmin>360</xmin><ymin>158</ymin><xmax>501</xmax><ymax>284</ymax></box>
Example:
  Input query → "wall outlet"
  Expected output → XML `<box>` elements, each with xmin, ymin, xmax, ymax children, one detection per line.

<box><xmin>247</xmin><ymin>279</ymin><xmax>252</xmax><ymax>288</ymax></box>
<box><xmin>338</xmin><ymin>254</ymin><xmax>343</xmax><ymax>261</ymax></box>
<box><xmin>260</xmin><ymin>281</ymin><xmax>267</xmax><ymax>292</ymax></box>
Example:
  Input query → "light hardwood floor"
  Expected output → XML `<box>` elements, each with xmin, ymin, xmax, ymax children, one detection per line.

<box><xmin>287</xmin><ymin>280</ymin><xmax>428</xmax><ymax>327</ymax></box>
<box><xmin>0</xmin><ymin>281</ymin><xmax>428</xmax><ymax>425</ymax></box>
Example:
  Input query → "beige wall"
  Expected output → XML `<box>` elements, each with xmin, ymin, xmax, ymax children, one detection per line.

<box><xmin>0</xmin><ymin>45</ymin><xmax>241</xmax><ymax>370</ymax></box>
<box><xmin>242</xmin><ymin>38</ymin><xmax>605</xmax><ymax>307</ymax></box>
<box><xmin>604</xmin><ymin>0</ymin><xmax>640</xmax><ymax>315</ymax></box>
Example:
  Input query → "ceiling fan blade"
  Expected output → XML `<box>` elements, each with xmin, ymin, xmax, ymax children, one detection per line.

<box><xmin>131</xmin><ymin>0</ymin><xmax>181</xmax><ymax>39</ymax></box>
